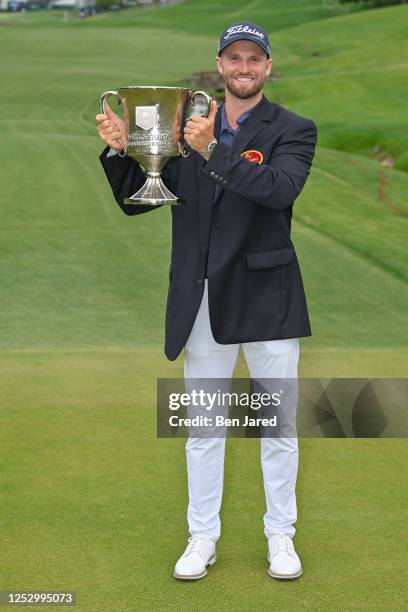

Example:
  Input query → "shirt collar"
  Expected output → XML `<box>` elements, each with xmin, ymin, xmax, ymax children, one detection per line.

<box><xmin>220</xmin><ymin>98</ymin><xmax>263</xmax><ymax>133</ymax></box>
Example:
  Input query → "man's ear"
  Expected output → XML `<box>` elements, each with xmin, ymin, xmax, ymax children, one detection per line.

<box><xmin>265</xmin><ymin>58</ymin><xmax>272</xmax><ymax>77</ymax></box>
<box><xmin>216</xmin><ymin>56</ymin><xmax>223</xmax><ymax>75</ymax></box>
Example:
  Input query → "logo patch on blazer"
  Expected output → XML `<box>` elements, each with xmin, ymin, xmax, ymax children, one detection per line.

<box><xmin>240</xmin><ymin>149</ymin><xmax>264</xmax><ymax>164</ymax></box>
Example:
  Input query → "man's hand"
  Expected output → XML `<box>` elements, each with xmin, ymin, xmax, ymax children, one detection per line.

<box><xmin>96</xmin><ymin>102</ymin><xmax>127</xmax><ymax>151</ymax></box>
<box><xmin>183</xmin><ymin>101</ymin><xmax>218</xmax><ymax>155</ymax></box>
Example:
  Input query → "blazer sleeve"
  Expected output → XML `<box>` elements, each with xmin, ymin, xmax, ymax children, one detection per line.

<box><xmin>201</xmin><ymin>118</ymin><xmax>318</xmax><ymax>211</ymax></box>
<box><xmin>99</xmin><ymin>146</ymin><xmax>181</xmax><ymax>216</ymax></box>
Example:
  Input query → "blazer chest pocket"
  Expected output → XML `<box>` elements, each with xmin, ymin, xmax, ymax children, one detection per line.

<box><xmin>246</xmin><ymin>246</ymin><xmax>295</xmax><ymax>270</ymax></box>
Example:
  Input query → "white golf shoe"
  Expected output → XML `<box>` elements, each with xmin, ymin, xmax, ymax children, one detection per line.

<box><xmin>174</xmin><ymin>535</ymin><xmax>217</xmax><ymax>580</ymax></box>
<box><xmin>267</xmin><ymin>534</ymin><xmax>303</xmax><ymax>580</ymax></box>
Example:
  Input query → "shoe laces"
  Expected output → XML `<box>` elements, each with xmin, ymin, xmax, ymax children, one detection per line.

<box><xmin>185</xmin><ymin>536</ymin><xmax>212</xmax><ymax>559</ymax></box>
<box><xmin>270</xmin><ymin>534</ymin><xmax>295</xmax><ymax>556</ymax></box>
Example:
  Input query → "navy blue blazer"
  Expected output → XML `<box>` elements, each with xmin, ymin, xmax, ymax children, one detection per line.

<box><xmin>100</xmin><ymin>95</ymin><xmax>318</xmax><ymax>360</ymax></box>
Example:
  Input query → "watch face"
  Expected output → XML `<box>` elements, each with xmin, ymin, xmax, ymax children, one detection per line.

<box><xmin>208</xmin><ymin>140</ymin><xmax>217</xmax><ymax>152</ymax></box>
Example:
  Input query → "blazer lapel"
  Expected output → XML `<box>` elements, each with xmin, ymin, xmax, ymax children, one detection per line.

<box><xmin>232</xmin><ymin>95</ymin><xmax>279</xmax><ymax>153</ymax></box>
<box><xmin>197</xmin><ymin>107</ymin><xmax>222</xmax><ymax>254</ymax></box>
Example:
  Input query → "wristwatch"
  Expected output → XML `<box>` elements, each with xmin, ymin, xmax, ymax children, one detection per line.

<box><xmin>201</xmin><ymin>138</ymin><xmax>218</xmax><ymax>161</ymax></box>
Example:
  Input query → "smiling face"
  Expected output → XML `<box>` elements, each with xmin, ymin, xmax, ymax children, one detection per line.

<box><xmin>216</xmin><ymin>40</ymin><xmax>272</xmax><ymax>100</ymax></box>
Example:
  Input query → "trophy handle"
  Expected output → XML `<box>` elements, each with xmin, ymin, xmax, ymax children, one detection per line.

<box><xmin>180</xmin><ymin>91</ymin><xmax>214</xmax><ymax>158</ymax></box>
<box><xmin>191</xmin><ymin>90</ymin><xmax>213</xmax><ymax>119</ymax></box>
<box><xmin>99</xmin><ymin>90</ymin><xmax>127</xmax><ymax>158</ymax></box>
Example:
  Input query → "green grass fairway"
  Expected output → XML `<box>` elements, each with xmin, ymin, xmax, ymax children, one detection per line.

<box><xmin>1</xmin><ymin>1</ymin><xmax>407</xmax><ymax>609</ymax></box>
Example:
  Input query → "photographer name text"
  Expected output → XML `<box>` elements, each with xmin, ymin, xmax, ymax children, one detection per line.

<box><xmin>168</xmin><ymin>415</ymin><xmax>277</xmax><ymax>427</ymax></box>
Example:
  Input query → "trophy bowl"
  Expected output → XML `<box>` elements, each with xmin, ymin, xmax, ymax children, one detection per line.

<box><xmin>99</xmin><ymin>86</ymin><xmax>213</xmax><ymax>206</ymax></box>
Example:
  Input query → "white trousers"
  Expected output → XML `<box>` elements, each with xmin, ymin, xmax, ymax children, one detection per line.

<box><xmin>183</xmin><ymin>280</ymin><xmax>299</xmax><ymax>542</ymax></box>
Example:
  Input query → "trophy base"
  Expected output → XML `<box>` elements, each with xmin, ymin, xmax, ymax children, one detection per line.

<box><xmin>124</xmin><ymin>172</ymin><xmax>181</xmax><ymax>206</ymax></box>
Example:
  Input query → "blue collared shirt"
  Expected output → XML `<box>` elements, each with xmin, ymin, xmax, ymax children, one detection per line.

<box><xmin>219</xmin><ymin>103</ymin><xmax>253</xmax><ymax>145</ymax></box>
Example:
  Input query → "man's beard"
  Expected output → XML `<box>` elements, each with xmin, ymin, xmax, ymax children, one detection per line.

<box><xmin>224</xmin><ymin>74</ymin><xmax>265</xmax><ymax>99</ymax></box>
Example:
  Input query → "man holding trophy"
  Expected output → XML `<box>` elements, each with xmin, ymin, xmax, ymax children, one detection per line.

<box><xmin>96</xmin><ymin>22</ymin><xmax>317</xmax><ymax>581</ymax></box>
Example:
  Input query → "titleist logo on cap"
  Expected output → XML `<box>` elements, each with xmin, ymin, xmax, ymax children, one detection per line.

<box><xmin>224</xmin><ymin>25</ymin><xmax>265</xmax><ymax>41</ymax></box>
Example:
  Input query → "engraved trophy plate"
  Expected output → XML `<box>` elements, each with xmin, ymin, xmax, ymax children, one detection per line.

<box><xmin>99</xmin><ymin>86</ymin><xmax>213</xmax><ymax>205</ymax></box>
<box><xmin>135</xmin><ymin>105</ymin><xmax>159</xmax><ymax>131</ymax></box>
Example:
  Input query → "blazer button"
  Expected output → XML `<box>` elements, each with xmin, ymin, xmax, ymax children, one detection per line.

<box><xmin>197</xmin><ymin>279</ymin><xmax>203</xmax><ymax>285</ymax></box>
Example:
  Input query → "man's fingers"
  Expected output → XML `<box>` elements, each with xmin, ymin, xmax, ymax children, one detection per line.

<box><xmin>100</xmin><ymin>134</ymin><xmax>122</xmax><ymax>146</ymax></box>
<box><xmin>98</xmin><ymin>122</ymin><xmax>121</xmax><ymax>138</ymax></box>
<box><xmin>96</xmin><ymin>114</ymin><xmax>120</xmax><ymax>131</ymax></box>
<box><xmin>188</xmin><ymin>114</ymin><xmax>209</xmax><ymax>124</ymax></box>
<box><xmin>184</xmin><ymin>129</ymin><xmax>199</xmax><ymax>138</ymax></box>
<box><xmin>97</xmin><ymin>104</ymin><xmax>121</xmax><ymax>126</ymax></box>
<box><xmin>103</xmin><ymin>139</ymin><xmax>124</xmax><ymax>151</ymax></box>
<box><xmin>102</xmin><ymin>124</ymin><xmax>117</xmax><ymax>134</ymax></box>
<box><xmin>98</xmin><ymin>119</ymin><xmax>117</xmax><ymax>132</ymax></box>
<box><xmin>185</xmin><ymin>119</ymin><xmax>207</xmax><ymax>130</ymax></box>
<box><xmin>209</xmin><ymin>100</ymin><xmax>218</xmax><ymax>121</ymax></box>
<box><xmin>96</xmin><ymin>105</ymin><xmax>124</xmax><ymax>147</ymax></box>
<box><xmin>100</xmin><ymin>128</ymin><xmax>122</xmax><ymax>140</ymax></box>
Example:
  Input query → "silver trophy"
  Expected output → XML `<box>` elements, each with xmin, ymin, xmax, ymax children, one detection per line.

<box><xmin>99</xmin><ymin>86</ymin><xmax>213</xmax><ymax>205</ymax></box>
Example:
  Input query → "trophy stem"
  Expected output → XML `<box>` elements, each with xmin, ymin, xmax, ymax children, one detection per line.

<box><xmin>124</xmin><ymin>172</ymin><xmax>181</xmax><ymax>206</ymax></box>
